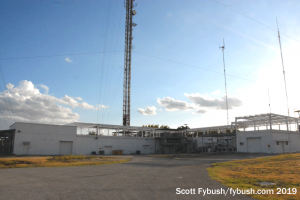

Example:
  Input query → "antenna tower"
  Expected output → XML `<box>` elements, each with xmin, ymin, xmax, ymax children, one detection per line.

<box><xmin>276</xmin><ymin>18</ymin><xmax>290</xmax><ymax>117</ymax></box>
<box><xmin>220</xmin><ymin>39</ymin><xmax>229</xmax><ymax>125</ymax></box>
<box><xmin>123</xmin><ymin>0</ymin><xmax>137</xmax><ymax>126</ymax></box>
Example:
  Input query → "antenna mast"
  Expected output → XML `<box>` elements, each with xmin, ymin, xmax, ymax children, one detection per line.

<box><xmin>220</xmin><ymin>39</ymin><xmax>229</xmax><ymax>125</ymax></box>
<box><xmin>276</xmin><ymin>18</ymin><xmax>290</xmax><ymax>117</ymax></box>
<box><xmin>123</xmin><ymin>0</ymin><xmax>137</xmax><ymax>126</ymax></box>
<box><xmin>268</xmin><ymin>88</ymin><xmax>271</xmax><ymax>114</ymax></box>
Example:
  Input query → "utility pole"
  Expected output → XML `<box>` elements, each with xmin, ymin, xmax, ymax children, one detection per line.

<box><xmin>220</xmin><ymin>39</ymin><xmax>229</xmax><ymax>125</ymax></box>
<box><xmin>276</xmin><ymin>18</ymin><xmax>290</xmax><ymax>117</ymax></box>
<box><xmin>123</xmin><ymin>0</ymin><xmax>137</xmax><ymax>126</ymax></box>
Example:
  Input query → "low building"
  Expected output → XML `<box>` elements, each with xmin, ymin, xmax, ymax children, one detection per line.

<box><xmin>0</xmin><ymin>113</ymin><xmax>299</xmax><ymax>156</ymax></box>
<box><xmin>7</xmin><ymin>122</ymin><xmax>157</xmax><ymax>155</ymax></box>
<box><xmin>235</xmin><ymin>113</ymin><xmax>300</xmax><ymax>153</ymax></box>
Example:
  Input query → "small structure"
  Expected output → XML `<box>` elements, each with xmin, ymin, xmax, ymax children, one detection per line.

<box><xmin>235</xmin><ymin>113</ymin><xmax>300</xmax><ymax>153</ymax></box>
<box><xmin>189</xmin><ymin>125</ymin><xmax>238</xmax><ymax>153</ymax></box>
<box><xmin>154</xmin><ymin>129</ymin><xmax>197</xmax><ymax>154</ymax></box>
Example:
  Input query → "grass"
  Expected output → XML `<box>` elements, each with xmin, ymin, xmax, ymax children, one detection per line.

<box><xmin>0</xmin><ymin>155</ymin><xmax>131</xmax><ymax>169</ymax></box>
<box><xmin>208</xmin><ymin>153</ymin><xmax>300</xmax><ymax>200</ymax></box>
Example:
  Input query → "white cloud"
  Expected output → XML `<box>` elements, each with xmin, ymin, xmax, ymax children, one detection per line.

<box><xmin>0</xmin><ymin>80</ymin><xmax>107</xmax><ymax>127</ymax></box>
<box><xmin>185</xmin><ymin>93</ymin><xmax>243</xmax><ymax>110</ymax></box>
<box><xmin>157</xmin><ymin>97</ymin><xmax>196</xmax><ymax>111</ymax></box>
<box><xmin>65</xmin><ymin>57</ymin><xmax>73</xmax><ymax>63</ymax></box>
<box><xmin>6</xmin><ymin>83</ymin><xmax>14</xmax><ymax>90</ymax></box>
<box><xmin>59</xmin><ymin>95</ymin><xmax>106</xmax><ymax>110</ymax></box>
<box><xmin>74</xmin><ymin>97</ymin><xmax>83</xmax><ymax>101</ymax></box>
<box><xmin>37</xmin><ymin>84</ymin><xmax>49</xmax><ymax>94</ymax></box>
<box><xmin>138</xmin><ymin>106</ymin><xmax>157</xmax><ymax>115</ymax></box>
<box><xmin>211</xmin><ymin>90</ymin><xmax>221</xmax><ymax>95</ymax></box>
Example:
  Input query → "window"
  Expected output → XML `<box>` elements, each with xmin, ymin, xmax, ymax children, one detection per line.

<box><xmin>286</xmin><ymin>142</ymin><xmax>288</xmax><ymax>145</ymax></box>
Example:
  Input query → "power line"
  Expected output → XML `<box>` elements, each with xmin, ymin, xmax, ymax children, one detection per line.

<box><xmin>132</xmin><ymin>51</ymin><xmax>258</xmax><ymax>83</ymax></box>
<box><xmin>0</xmin><ymin>50</ymin><xmax>124</xmax><ymax>61</ymax></box>
<box><xmin>211</xmin><ymin>0</ymin><xmax>300</xmax><ymax>43</ymax></box>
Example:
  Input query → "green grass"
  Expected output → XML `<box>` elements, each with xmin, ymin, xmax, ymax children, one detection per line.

<box><xmin>0</xmin><ymin>155</ymin><xmax>131</xmax><ymax>169</ymax></box>
<box><xmin>208</xmin><ymin>153</ymin><xmax>300</xmax><ymax>200</ymax></box>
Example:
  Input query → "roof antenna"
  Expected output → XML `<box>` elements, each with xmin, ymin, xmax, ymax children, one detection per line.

<box><xmin>276</xmin><ymin>17</ymin><xmax>290</xmax><ymax>118</ymax></box>
<box><xmin>268</xmin><ymin>88</ymin><xmax>271</xmax><ymax>114</ymax></box>
<box><xmin>219</xmin><ymin>39</ymin><xmax>229</xmax><ymax>125</ymax></box>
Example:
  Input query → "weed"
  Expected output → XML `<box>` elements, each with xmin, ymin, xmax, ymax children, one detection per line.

<box><xmin>0</xmin><ymin>155</ymin><xmax>130</xmax><ymax>169</ymax></box>
<box><xmin>208</xmin><ymin>153</ymin><xmax>300</xmax><ymax>200</ymax></box>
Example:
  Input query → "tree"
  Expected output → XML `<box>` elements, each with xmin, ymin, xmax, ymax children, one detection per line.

<box><xmin>89</xmin><ymin>131</ymin><xmax>96</xmax><ymax>135</ymax></box>
<box><xmin>159</xmin><ymin>125</ymin><xmax>170</xmax><ymax>129</ymax></box>
<box><xmin>142</xmin><ymin>124</ymin><xmax>170</xmax><ymax>129</ymax></box>
<box><xmin>142</xmin><ymin>124</ymin><xmax>159</xmax><ymax>128</ymax></box>
<box><xmin>177</xmin><ymin>125</ymin><xmax>190</xmax><ymax>130</ymax></box>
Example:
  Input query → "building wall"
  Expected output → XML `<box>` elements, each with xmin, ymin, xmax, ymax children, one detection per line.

<box><xmin>11</xmin><ymin>123</ymin><xmax>156</xmax><ymax>155</ymax></box>
<box><xmin>12</xmin><ymin>123</ymin><xmax>77</xmax><ymax>155</ymax></box>
<box><xmin>76</xmin><ymin>135</ymin><xmax>156</xmax><ymax>155</ymax></box>
<box><xmin>236</xmin><ymin>130</ymin><xmax>300</xmax><ymax>153</ymax></box>
<box><xmin>271</xmin><ymin>130</ymin><xmax>300</xmax><ymax>153</ymax></box>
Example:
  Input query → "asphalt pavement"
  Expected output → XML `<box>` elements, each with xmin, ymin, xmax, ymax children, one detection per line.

<box><xmin>0</xmin><ymin>153</ymin><xmax>270</xmax><ymax>200</ymax></box>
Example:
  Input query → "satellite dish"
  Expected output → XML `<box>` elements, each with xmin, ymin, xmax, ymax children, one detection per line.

<box><xmin>132</xmin><ymin>10</ymin><xmax>137</xmax><ymax>15</ymax></box>
<box><xmin>132</xmin><ymin>23</ymin><xmax>137</xmax><ymax>27</ymax></box>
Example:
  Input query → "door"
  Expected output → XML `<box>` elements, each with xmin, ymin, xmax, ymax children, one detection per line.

<box><xmin>104</xmin><ymin>146</ymin><xmax>112</xmax><ymax>155</ymax></box>
<box><xmin>23</xmin><ymin>144</ymin><xmax>29</xmax><ymax>155</ymax></box>
<box><xmin>247</xmin><ymin>138</ymin><xmax>261</xmax><ymax>153</ymax></box>
<box><xmin>277</xmin><ymin>141</ymin><xmax>285</xmax><ymax>153</ymax></box>
<box><xmin>143</xmin><ymin>145</ymin><xmax>150</xmax><ymax>154</ymax></box>
<box><xmin>59</xmin><ymin>141</ymin><xmax>73</xmax><ymax>155</ymax></box>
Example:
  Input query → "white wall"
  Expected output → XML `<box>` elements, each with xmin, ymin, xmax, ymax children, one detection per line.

<box><xmin>12</xmin><ymin>123</ymin><xmax>77</xmax><ymax>155</ymax></box>
<box><xmin>271</xmin><ymin>130</ymin><xmax>300</xmax><ymax>153</ymax></box>
<box><xmin>76</xmin><ymin>135</ymin><xmax>156</xmax><ymax>155</ymax></box>
<box><xmin>11</xmin><ymin>122</ymin><xmax>156</xmax><ymax>155</ymax></box>
<box><xmin>236</xmin><ymin>130</ymin><xmax>300</xmax><ymax>153</ymax></box>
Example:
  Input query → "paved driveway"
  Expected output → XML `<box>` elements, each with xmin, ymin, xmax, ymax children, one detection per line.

<box><xmin>0</xmin><ymin>153</ymin><xmax>269</xmax><ymax>200</ymax></box>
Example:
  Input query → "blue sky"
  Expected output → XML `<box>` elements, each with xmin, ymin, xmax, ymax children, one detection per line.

<box><xmin>0</xmin><ymin>0</ymin><xmax>300</xmax><ymax>130</ymax></box>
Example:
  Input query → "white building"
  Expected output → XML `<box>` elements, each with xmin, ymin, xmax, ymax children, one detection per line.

<box><xmin>0</xmin><ymin>113</ymin><xmax>299</xmax><ymax>156</ymax></box>
<box><xmin>235</xmin><ymin>113</ymin><xmax>300</xmax><ymax>153</ymax></box>
<box><xmin>7</xmin><ymin>122</ymin><xmax>157</xmax><ymax>155</ymax></box>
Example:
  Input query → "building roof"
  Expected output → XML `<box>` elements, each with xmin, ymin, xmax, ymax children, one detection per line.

<box><xmin>233</xmin><ymin>113</ymin><xmax>299</xmax><ymax>127</ymax></box>
<box><xmin>66</xmin><ymin>122</ymin><xmax>157</xmax><ymax>131</ymax></box>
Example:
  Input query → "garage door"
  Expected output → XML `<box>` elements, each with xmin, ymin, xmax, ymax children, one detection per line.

<box><xmin>247</xmin><ymin>138</ymin><xmax>261</xmax><ymax>153</ymax></box>
<box><xmin>59</xmin><ymin>141</ymin><xmax>73</xmax><ymax>155</ymax></box>
<box><xmin>105</xmin><ymin>146</ymin><xmax>112</xmax><ymax>155</ymax></box>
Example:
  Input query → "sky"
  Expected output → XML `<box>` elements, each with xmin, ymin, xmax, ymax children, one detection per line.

<box><xmin>0</xmin><ymin>0</ymin><xmax>300</xmax><ymax>130</ymax></box>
